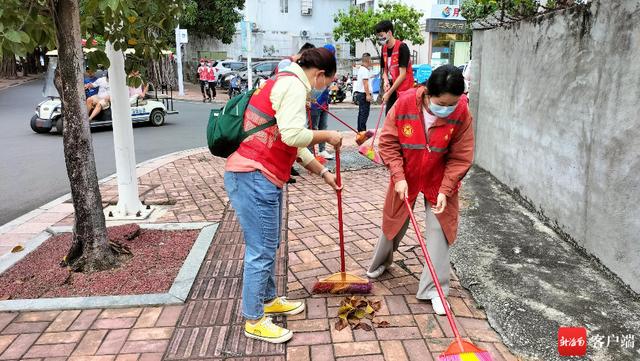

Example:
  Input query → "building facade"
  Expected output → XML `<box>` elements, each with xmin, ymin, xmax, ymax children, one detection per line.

<box><xmin>354</xmin><ymin>0</ymin><xmax>471</xmax><ymax>67</ymax></box>
<box><xmin>185</xmin><ymin>0</ymin><xmax>352</xmax><ymax>63</ymax></box>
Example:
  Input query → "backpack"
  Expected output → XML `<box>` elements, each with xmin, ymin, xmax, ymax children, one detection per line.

<box><xmin>207</xmin><ymin>88</ymin><xmax>278</xmax><ymax>158</ymax></box>
<box><xmin>206</xmin><ymin>71</ymin><xmax>297</xmax><ymax>158</ymax></box>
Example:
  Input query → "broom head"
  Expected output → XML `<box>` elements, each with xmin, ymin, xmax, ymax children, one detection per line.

<box><xmin>439</xmin><ymin>340</ymin><xmax>493</xmax><ymax>361</ymax></box>
<box><xmin>358</xmin><ymin>144</ymin><xmax>382</xmax><ymax>164</ymax></box>
<box><xmin>312</xmin><ymin>272</ymin><xmax>373</xmax><ymax>294</ymax></box>
<box><xmin>355</xmin><ymin>130</ymin><xmax>375</xmax><ymax>145</ymax></box>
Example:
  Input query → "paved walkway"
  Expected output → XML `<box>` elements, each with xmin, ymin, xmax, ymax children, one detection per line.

<box><xmin>0</xmin><ymin>145</ymin><xmax>519</xmax><ymax>360</ymax></box>
<box><xmin>0</xmin><ymin>74</ymin><xmax>42</xmax><ymax>92</ymax></box>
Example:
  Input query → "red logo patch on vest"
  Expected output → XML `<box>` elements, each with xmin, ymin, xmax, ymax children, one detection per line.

<box><xmin>402</xmin><ymin>124</ymin><xmax>414</xmax><ymax>137</ymax></box>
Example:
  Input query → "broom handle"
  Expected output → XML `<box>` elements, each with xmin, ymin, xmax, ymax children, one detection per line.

<box><xmin>336</xmin><ymin>148</ymin><xmax>346</xmax><ymax>273</ymax></box>
<box><xmin>316</xmin><ymin>103</ymin><xmax>358</xmax><ymax>134</ymax></box>
<box><xmin>403</xmin><ymin>196</ymin><xmax>464</xmax><ymax>349</ymax></box>
<box><xmin>369</xmin><ymin>104</ymin><xmax>385</xmax><ymax>147</ymax></box>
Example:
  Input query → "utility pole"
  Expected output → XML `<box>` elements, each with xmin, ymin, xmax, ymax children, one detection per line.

<box><xmin>175</xmin><ymin>25</ymin><xmax>185</xmax><ymax>96</ymax></box>
<box><xmin>105</xmin><ymin>41</ymin><xmax>146</xmax><ymax>219</ymax></box>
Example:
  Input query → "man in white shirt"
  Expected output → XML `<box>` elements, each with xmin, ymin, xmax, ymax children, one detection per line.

<box><xmin>354</xmin><ymin>53</ymin><xmax>373</xmax><ymax>132</ymax></box>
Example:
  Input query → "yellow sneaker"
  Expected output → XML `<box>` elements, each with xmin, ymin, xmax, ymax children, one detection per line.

<box><xmin>244</xmin><ymin>316</ymin><xmax>293</xmax><ymax>343</ymax></box>
<box><xmin>264</xmin><ymin>296</ymin><xmax>305</xmax><ymax>316</ymax></box>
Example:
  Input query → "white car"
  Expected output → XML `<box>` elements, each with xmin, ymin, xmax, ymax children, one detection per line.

<box><xmin>31</xmin><ymin>96</ymin><xmax>172</xmax><ymax>134</ymax></box>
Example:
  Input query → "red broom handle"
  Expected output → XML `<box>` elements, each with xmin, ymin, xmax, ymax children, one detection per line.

<box><xmin>315</xmin><ymin>103</ymin><xmax>358</xmax><ymax>134</ymax></box>
<box><xmin>370</xmin><ymin>104</ymin><xmax>385</xmax><ymax>146</ymax></box>
<box><xmin>403</xmin><ymin>196</ymin><xmax>464</xmax><ymax>349</ymax></box>
<box><xmin>336</xmin><ymin>148</ymin><xmax>345</xmax><ymax>273</ymax></box>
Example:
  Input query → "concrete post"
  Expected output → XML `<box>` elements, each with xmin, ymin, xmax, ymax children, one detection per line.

<box><xmin>105</xmin><ymin>41</ymin><xmax>143</xmax><ymax>217</ymax></box>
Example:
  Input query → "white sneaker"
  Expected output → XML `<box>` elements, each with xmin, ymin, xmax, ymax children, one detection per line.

<box><xmin>431</xmin><ymin>297</ymin><xmax>450</xmax><ymax>316</ymax></box>
<box><xmin>319</xmin><ymin>150</ymin><xmax>334</xmax><ymax>160</ymax></box>
<box><xmin>366</xmin><ymin>265</ymin><xmax>386</xmax><ymax>279</ymax></box>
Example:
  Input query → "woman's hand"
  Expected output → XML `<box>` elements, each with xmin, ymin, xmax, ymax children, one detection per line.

<box><xmin>395</xmin><ymin>180</ymin><xmax>408</xmax><ymax>199</ymax></box>
<box><xmin>326</xmin><ymin>131</ymin><xmax>343</xmax><ymax>148</ymax></box>
<box><xmin>431</xmin><ymin>193</ymin><xmax>447</xmax><ymax>214</ymax></box>
<box><xmin>323</xmin><ymin>172</ymin><xmax>342</xmax><ymax>191</ymax></box>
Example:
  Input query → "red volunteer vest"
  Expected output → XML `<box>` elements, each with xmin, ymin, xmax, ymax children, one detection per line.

<box><xmin>382</xmin><ymin>40</ymin><xmax>415</xmax><ymax>93</ymax></box>
<box><xmin>206</xmin><ymin>67</ymin><xmax>216</xmax><ymax>81</ymax></box>
<box><xmin>394</xmin><ymin>88</ymin><xmax>468</xmax><ymax>204</ymax></box>
<box><xmin>236</xmin><ymin>73</ymin><xmax>299</xmax><ymax>183</ymax></box>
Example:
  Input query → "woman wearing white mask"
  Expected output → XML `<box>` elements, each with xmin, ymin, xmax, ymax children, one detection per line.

<box><xmin>366</xmin><ymin>65</ymin><xmax>474</xmax><ymax>316</ymax></box>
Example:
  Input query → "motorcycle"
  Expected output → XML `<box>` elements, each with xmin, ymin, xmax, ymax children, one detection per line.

<box><xmin>328</xmin><ymin>81</ymin><xmax>346</xmax><ymax>104</ymax></box>
<box><xmin>227</xmin><ymin>74</ymin><xmax>247</xmax><ymax>98</ymax></box>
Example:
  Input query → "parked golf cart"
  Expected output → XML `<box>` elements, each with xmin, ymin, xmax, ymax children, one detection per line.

<box><xmin>30</xmin><ymin>49</ymin><xmax>178</xmax><ymax>134</ymax></box>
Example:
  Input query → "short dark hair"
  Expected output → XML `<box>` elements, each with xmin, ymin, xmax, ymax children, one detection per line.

<box><xmin>297</xmin><ymin>48</ymin><xmax>337</xmax><ymax>77</ymax></box>
<box><xmin>374</xmin><ymin>20</ymin><xmax>393</xmax><ymax>34</ymax></box>
<box><xmin>362</xmin><ymin>53</ymin><xmax>371</xmax><ymax>58</ymax></box>
<box><xmin>426</xmin><ymin>65</ymin><xmax>465</xmax><ymax>96</ymax></box>
<box><xmin>298</xmin><ymin>42</ymin><xmax>316</xmax><ymax>53</ymax></box>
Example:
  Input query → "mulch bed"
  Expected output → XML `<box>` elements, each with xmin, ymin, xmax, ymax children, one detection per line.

<box><xmin>0</xmin><ymin>224</ymin><xmax>199</xmax><ymax>300</ymax></box>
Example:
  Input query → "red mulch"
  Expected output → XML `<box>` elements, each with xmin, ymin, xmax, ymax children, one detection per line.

<box><xmin>0</xmin><ymin>224</ymin><xmax>199</xmax><ymax>300</ymax></box>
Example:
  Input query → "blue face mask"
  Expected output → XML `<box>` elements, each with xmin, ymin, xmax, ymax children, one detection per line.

<box><xmin>429</xmin><ymin>101</ymin><xmax>457</xmax><ymax>118</ymax></box>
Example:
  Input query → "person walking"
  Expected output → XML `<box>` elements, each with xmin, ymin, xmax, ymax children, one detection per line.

<box><xmin>309</xmin><ymin>44</ymin><xmax>337</xmax><ymax>160</ymax></box>
<box><xmin>375</xmin><ymin>20</ymin><xmax>415</xmax><ymax>114</ymax></box>
<box><xmin>197</xmin><ymin>58</ymin><xmax>208</xmax><ymax>102</ymax></box>
<box><xmin>206</xmin><ymin>60</ymin><xmax>217</xmax><ymax>101</ymax></box>
<box><xmin>353</xmin><ymin>53</ymin><xmax>373</xmax><ymax>132</ymax></box>
<box><xmin>365</xmin><ymin>65</ymin><xmax>473</xmax><ymax>316</ymax></box>
<box><xmin>224</xmin><ymin>48</ymin><xmax>343</xmax><ymax>344</ymax></box>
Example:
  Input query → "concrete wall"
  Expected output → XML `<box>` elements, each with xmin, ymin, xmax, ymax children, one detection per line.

<box><xmin>470</xmin><ymin>0</ymin><xmax>640</xmax><ymax>292</ymax></box>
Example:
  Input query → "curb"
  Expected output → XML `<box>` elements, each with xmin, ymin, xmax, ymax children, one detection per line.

<box><xmin>0</xmin><ymin>222</ymin><xmax>218</xmax><ymax>311</ymax></box>
<box><xmin>0</xmin><ymin>147</ymin><xmax>209</xmax><ymax>245</ymax></box>
<box><xmin>0</xmin><ymin>75</ymin><xmax>43</xmax><ymax>92</ymax></box>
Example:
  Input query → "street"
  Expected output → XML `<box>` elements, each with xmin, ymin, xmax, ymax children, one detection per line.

<box><xmin>0</xmin><ymin>80</ymin><xmax>361</xmax><ymax>225</ymax></box>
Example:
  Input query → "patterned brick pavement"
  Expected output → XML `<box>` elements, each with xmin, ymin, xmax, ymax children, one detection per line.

<box><xmin>0</xmin><ymin>147</ymin><xmax>522</xmax><ymax>360</ymax></box>
<box><xmin>283</xmin><ymin>165</ymin><xmax>521</xmax><ymax>361</ymax></box>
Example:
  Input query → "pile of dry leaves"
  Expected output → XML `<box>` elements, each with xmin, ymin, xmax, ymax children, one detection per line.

<box><xmin>335</xmin><ymin>296</ymin><xmax>391</xmax><ymax>331</ymax></box>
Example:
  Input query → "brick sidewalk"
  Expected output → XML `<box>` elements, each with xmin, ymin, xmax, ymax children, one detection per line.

<box><xmin>0</xmin><ymin>74</ymin><xmax>43</xmax><ymax>91</ymax></box>
<box><xmin>0</xmin><ymin>147</ymin><xmax>521</xmax><ymax>360</ymax></box>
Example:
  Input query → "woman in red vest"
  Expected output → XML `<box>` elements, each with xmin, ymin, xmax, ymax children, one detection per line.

<box><xmin>366</xmin><ymin>65</ymin><xmax>474</xmax><ymax>316</ymax></box>
<box><xmin>224</xmin><ymin>48</ymin><xmax>342</xmax><ymax>344</ymax></box>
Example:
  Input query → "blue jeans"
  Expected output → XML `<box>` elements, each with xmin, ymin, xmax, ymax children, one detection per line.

<box><xmin>224</xmin><ymin>171</ymin><xmax>283</xmax><ymax>320</ymax></box>
<box><xmin>309</xmin><ymin>108</ymin><xmax>328</xmax><ymax>152</ymax></box>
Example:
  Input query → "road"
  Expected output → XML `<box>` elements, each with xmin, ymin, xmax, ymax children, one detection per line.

<box><xmin>0</xmin><ymin>80</ymin><xmax>365</xmax><ymax>225</ymax></box>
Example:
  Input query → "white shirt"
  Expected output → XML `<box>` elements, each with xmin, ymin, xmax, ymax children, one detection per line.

<box><xmin>422</xmin><ymin>108</ymin><xmax>437</xmax><ymax>130</ymax></box>
<box><xmin>354</xmin><ymin>65</ymin><xmax>371</xmax><ymax>93</ymax></box>
<box><xmin>93</xmin><ymin>77</ymin><xmax>110</xmax><ymax>99</ymax></box>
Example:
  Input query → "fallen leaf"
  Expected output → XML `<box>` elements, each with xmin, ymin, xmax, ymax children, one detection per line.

<box><xmin>335</xmin><ymin>318</ymin><xmax>348</xmax><ymax>331</ymax></box>
<box><xmin>359</xmin><ymin>322</ymin><xmax>373</xmax><ymax>331</ymax></box>
<box><xmin>11</xmin><ymin>245</ymin><xmax>24</xmax><ymax>253</ymax></box>
<box><xmin>376</xmin><ymin>320</ymin><xmax>390</xmax><ymax>328</ymax></box>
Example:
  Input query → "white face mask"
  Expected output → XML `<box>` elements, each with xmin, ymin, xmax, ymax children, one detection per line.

<box><xmin>429</xmin><ymin>101</ymin><xmax>457</xmax><ymax>118</ymax></box>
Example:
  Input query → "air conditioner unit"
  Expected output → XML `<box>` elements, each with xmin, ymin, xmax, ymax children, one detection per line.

<box><xmin>300</xmin><ymin>30</ymin><xmax>309</xmax><ymax>38</ymax></box>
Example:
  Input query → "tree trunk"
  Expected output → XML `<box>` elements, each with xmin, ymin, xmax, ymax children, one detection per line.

<box><xmin>51</xmin><ymin>0</ymin><xmax>118</xmax><ymax>272</ymax></box>
<box><xmin>0</xmin><ymin>56</ymin><xmax>17</xmax><ymax>79</ymax></box>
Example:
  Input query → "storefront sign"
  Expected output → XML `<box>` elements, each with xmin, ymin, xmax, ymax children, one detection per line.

<box><xmin>430</xmin><ymin>4</ymin><xmax>464</xmax><ymax>20</ymax></box>
<box><xmin>425</xmin><ymin>19</ymin><xmax>467</xmax><ymax>34</ymax></box>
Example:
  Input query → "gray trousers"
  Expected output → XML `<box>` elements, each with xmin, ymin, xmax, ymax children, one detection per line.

<box><xmin>368</xmin><ymin>202</ymin><xmax>450</xmax><ymax>300</ymax></box>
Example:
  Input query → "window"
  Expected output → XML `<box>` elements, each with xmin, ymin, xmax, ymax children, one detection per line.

<box><xmin>280</xmin><ymin>0</ymin><xmax>288</xmax><ymax>13</ymax></box>
<box><xmin>301</xmin><ymin>0</ymin><xmax>312</xmax><ymax>16</ymax></box>
<box><xmin>437</xmin><ymin>0</ymin><xmax>459</xmax><ymax>4</ymax></box>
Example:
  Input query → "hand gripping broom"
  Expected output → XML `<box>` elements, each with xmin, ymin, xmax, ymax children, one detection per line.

<box><xmin>404</xmin><ymin>196</ymin><xmax>493</xmax><ymax>361</ymax></box>
<box><xmin>312</xmin><ymin>148</ymin><xmax>373</xmax><ymax>294</ymax></box>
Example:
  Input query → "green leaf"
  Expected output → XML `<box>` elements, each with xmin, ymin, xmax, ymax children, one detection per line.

<box><xmin>4</xmin><ymin>30</ymin><xmax>23</xmax><ymax>43</ymax></box>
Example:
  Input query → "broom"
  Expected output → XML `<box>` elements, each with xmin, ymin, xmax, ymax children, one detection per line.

<box><xmin>358</xmin><ymin>105</ymin><xmax>385</xmax><ymax>164</ymax></box>
<box><xmin>404</xmin><ymin>196</ymin><xmax>493</xmax><ymax>361</ymax></box>
<box><xmin>314</xmin><ymin>103</ymin><xmax>374</xmax><ymax>146</ymax></box>
<box><xmin>312</xmin><ymin>148</ymin><xmax>373</xmax><ymax>294</ymax></box>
